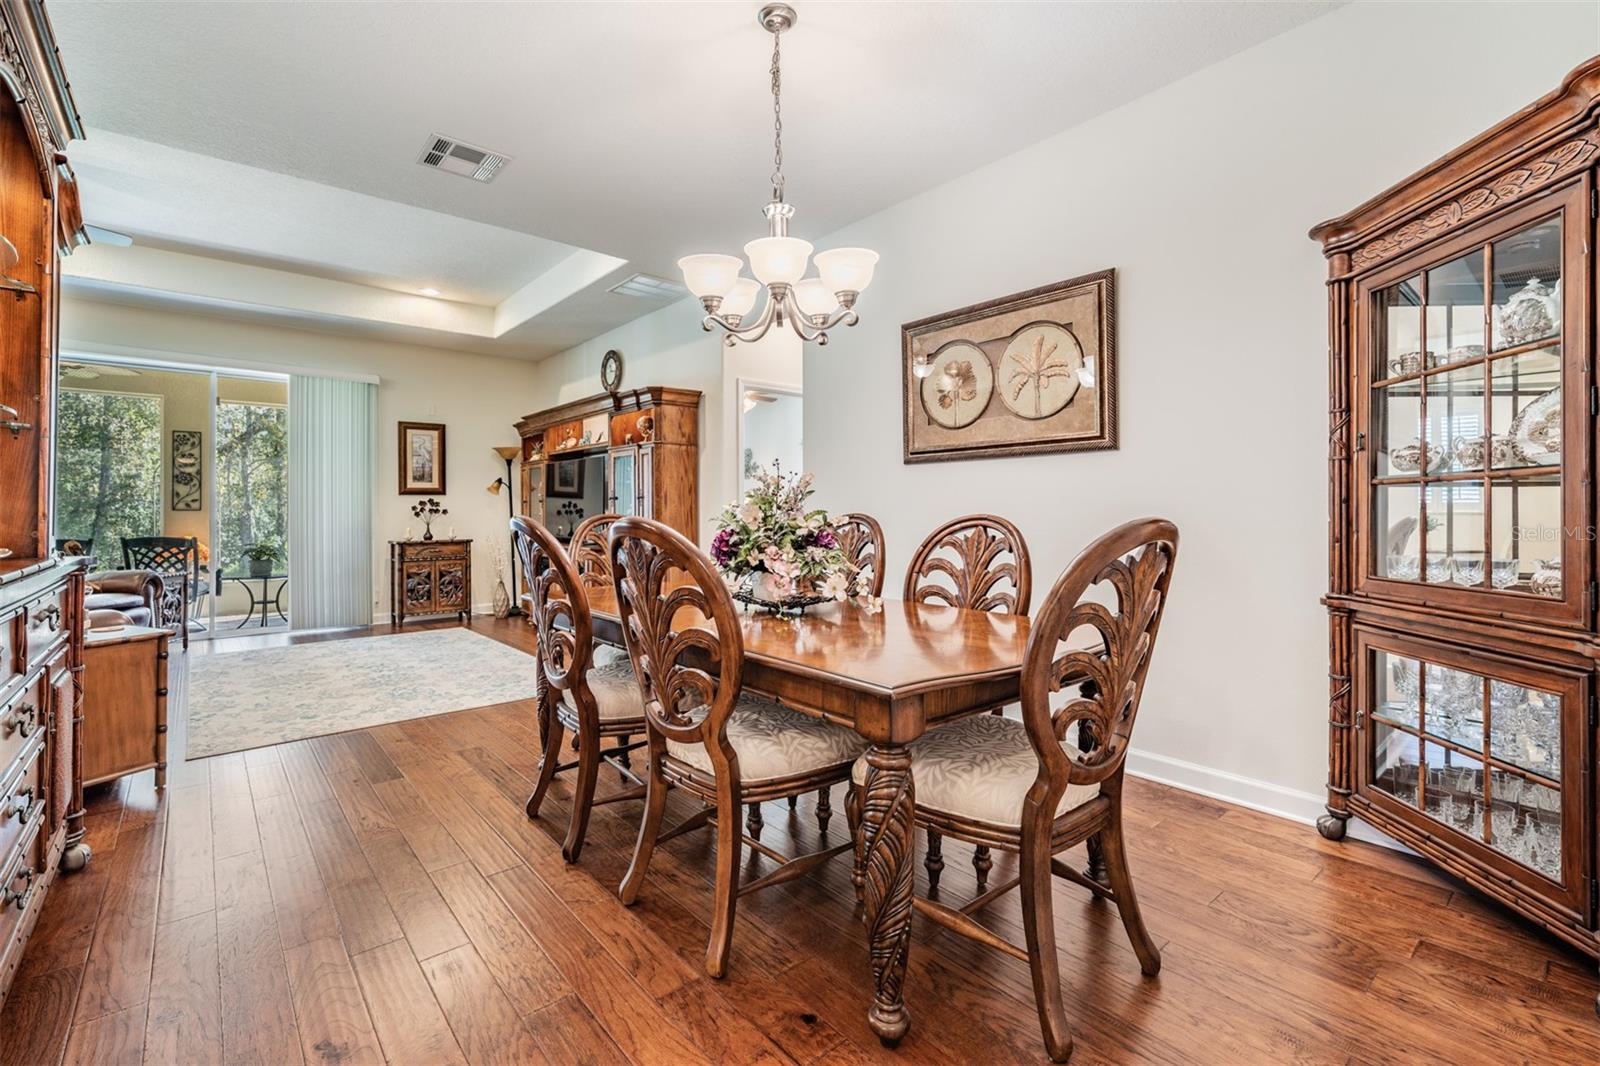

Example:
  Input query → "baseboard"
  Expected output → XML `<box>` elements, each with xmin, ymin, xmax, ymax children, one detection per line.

<box><xmin>1125</xmin><ymin>748</ymin><xmax>1409</xmax><ymax>853</ymax></box>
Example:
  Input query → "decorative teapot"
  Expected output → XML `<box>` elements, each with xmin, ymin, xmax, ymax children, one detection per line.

<box><xmin>1495</xmin><ymin>278</ymin><xmax>1559</xmax><ymax>347</ymax></box>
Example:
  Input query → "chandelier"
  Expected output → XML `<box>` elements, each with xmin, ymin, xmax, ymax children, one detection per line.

<box><xmin>677</xmin><ymin>3</ymin><xmax>878</xmax><ymax>346</ymax></box>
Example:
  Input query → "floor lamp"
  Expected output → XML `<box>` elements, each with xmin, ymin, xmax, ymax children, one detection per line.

<box><xmin>488</xmin><ymin>445</ymin><xmax>522</xmax><ymax>616</ymax></box>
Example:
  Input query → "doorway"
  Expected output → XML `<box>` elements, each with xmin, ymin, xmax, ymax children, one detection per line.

<box><xmin>53</xmin><ymin>354</ymin><xmax>290</xmax><ymax>640</ymax></box>
<box><xmin>737</xmin><ymin>379</ymin><xmax>803</xmax><ymax>492</ymax></box>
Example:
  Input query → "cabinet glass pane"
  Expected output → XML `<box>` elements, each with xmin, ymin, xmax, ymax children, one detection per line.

<box><xmin>1425</xmin><ymin>364</ymin><xmax>1484</xmax><ymax>474</ymax></box>
<box><xmin>611</xmin><ymin>453</ymin><xmax>636</xmax><ymax>517</ymax></box>
<box><xmin>1423</xmin><ymin>742</ymin><xmax>1484</xmax><ymax>838</ymax></box>
<box><xmin>1376</xmin><ymin>275</ymin><xmax>1423</xmax><ymax>379</ymax></box>
<box><xmin>1374</xmin><ymin>650</ymin><xmax>1420</xmax><ymax>729</ymax></box>
<box><xmin>1491</xmin><ymin>218</ymin><xmax>1561</xmax><ymax>351</ymax></box>
<box><xmin>1488</xmin><ymin>680</ymin><xmax>1560</xmax><ymax>781</ymax></box>
<box><xmin>1426</xmin><ymin>251</ymin><xmax>1487</xmax><ymax>364</ymax></box>
<box><xmin>1423</xmin><ymin>662</ymin><xmax>1482</xmax><ymax>749</ymax></box>
<box><xmin>1487</xmin><ymin>768</ymin><xmax>1561</xmax><ymax>880</ymax></box>
<box><xmin>1374</xmin><ymin>483</ymin><xmax>1421</xmax><ymax>580</ymax></box>
<box><xmin>1374</xmin><ymin>383</ymin><xmax>1424</xmax><ymax>477</ymax></box>
<box><xmin>1489</xmin><ymin>346</ymin><xmax>1561</xmax><ymax>470</ymax></box>
<box><xmin>1424</xmin><ymin>481</ymin><xmax>1483</xmax><ymax>584</ymax></box>
<box><xmin>1489</xmin><ymin>477</ymin><xmax>1561</xmax><ymax>596</ymax></box>
<box><xmin>1373</xmin><ymin>721</ymin><xmax>1420</xmax><ymax>807</ymax></box>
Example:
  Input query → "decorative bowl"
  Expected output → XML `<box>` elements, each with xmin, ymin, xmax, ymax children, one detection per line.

<box><xmin>732</xmin><ymin>573</ymin><xmax>831</xmax><ymax>615</ymax></box>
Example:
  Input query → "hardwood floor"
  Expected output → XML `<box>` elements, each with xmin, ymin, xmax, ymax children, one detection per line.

<box><xmin>3</xmin><ymin>617</ymin><xmax>1594</xmax><ymax>1065</ymax></box>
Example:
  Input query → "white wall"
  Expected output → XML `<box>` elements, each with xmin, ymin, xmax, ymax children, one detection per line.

<box><xmin>534</xmin><ymin>304</ymin><xmax>801</xmax><ymax>541</ymax></box>
<box><xmin>800</xmin><ymin>0</ymin><xmax>1600</xmax><ymax>821</ymax></box>
<box><xmin>61</xmin><ymin>298</ymin><xmax>543</xmax><ymax>620</ymax></box>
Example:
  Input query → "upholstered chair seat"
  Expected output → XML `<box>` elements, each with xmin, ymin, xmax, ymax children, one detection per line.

<box><xmin>850</xmin><ymin>713</ymin><xmax>1097</xmax><ymax>827</ymax></box>
<box><xmin>668</xmin><ymin>696</ymin><xmax>866</xmax><ymax>782</ymax></box>
<box><xmin>558</xmin><ymin>644</ymin><xmax>646</xmax><ymax>723</ymax></box>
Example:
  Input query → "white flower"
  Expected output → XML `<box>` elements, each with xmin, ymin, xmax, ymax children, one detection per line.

<box><xmin>738</xmin><ymin>502</ymin><xmax>761</xmax><ymax>525</ymax></box>
<box><xmin>822</xmin><ymin>572</ymin><xmax>849</xmax><ymax>601</ymax></box>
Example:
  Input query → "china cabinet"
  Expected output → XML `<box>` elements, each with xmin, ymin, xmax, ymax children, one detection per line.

<box><xmin>1312</xmin><ymin>57</ymin><xmax>1600</xmax><ymax>1001</ymax></box>
<box><xmin>388</xmin><ymin>539</ymin><xmax>472</xmax><ymax>628</ymax></box>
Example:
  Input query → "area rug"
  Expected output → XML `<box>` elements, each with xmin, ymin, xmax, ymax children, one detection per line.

<box><xmin>185</xmin><ymin>627</ymin><xmax>543</xmax><ymax>758</ymax></box>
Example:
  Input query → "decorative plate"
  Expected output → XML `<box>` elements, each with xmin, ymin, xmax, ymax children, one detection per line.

<box><xmin>1507</xmin><ymin>387</ymin><xmax>1560</xmax><ymax>466</ymax></box>
<box><xmin>919</xmin><ymin>342</ymin><xmax>994</xmax><ymax>429</ymax></box>
<box><xmin>999</xmin><ymin>323</ymin><xmax>1083</xmax><ymax>420</ymax></box>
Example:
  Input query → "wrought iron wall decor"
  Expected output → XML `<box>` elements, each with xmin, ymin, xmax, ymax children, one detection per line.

<box><xmin>171</xmin><ymin>429</ymin><xmax>202</xmax><ymax>510</ymax></box>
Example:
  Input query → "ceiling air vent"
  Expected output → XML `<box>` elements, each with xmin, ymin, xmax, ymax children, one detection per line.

<box><xmin>416</xmin><ymin>134</ymin><xmax>510</xmax><ymax>183</ymax></box>
<box><xmin>608</xmin><ymin>273</ymin><xmax>687</xmax><ymax>300</ymax></box>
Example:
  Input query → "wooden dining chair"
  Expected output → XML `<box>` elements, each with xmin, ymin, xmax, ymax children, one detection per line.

<box><xmin>610</xmin><ymin>516</ymin><xmax>866</xmax><ymax>978</ymax></box>
<box><xmin>512</xmin><ymin>516</ymin><xmax>648</xmax><ymax>863</ymax></box>
<box><xmin>835</xmin><ymin>512</ymin><xmax>886</xmax><ymax>598</ymax></box>
<box><xmin>858</xmin><ymin>518</ymin><xmax>1178</xmax><ymax>1062</ymax></box>
<box><xmin>903</xmin><ymin>513</ymin><xmax>1032</xmax><ymax>892</ymax></box>
<box><xmin>570</xmin><ymin>513</ymin><xmax>622</xmax><ymax>592</ymax></box>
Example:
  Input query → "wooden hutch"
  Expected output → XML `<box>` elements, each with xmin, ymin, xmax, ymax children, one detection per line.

<box><xmin>1312</xmin><ymin>58</ymin><xmax>1600</xmax><ymax>1002</ymax></box>
<box><xmin>0</xmin><ymin>0</ymin><xmax>91</xmax><ymax>1005</ymax></box>
<box><xmin>515</xmin><ymin>386</ymin><xmax>701</xmax><ymax>540</ymax></box>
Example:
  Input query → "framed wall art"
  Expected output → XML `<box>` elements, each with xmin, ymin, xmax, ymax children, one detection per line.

<box><xmin>547</xmin><ymin>458</ymin><xmax>586</xmax><ymax>498</ymax></box>
<box><xmin>398</xmin><ymin>421</ymin><xmax>447</xmax><ymax>494</ymax></box>
<box><xmin>171</xmin><ymin>429</ymin><xmax>202</xmax><ymax>510</ymax></box>
<box><xmin>901</xmin><ymin>269</ymin><xmax>1117</xmax><ymax>462</ymax></box>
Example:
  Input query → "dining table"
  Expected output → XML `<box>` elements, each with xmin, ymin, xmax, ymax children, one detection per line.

<box><xmin>580</xmin><ymin>584</ymin><xmax>1031</xmax><ymax>1047</ymax></box>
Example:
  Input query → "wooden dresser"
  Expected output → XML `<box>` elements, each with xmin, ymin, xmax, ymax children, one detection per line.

<box><xmin>0</xmin><ymin>562</ymin><xmax>88</xmax><ymax>1002</ymax></box>
<box><xmin>81</xmin><ymin>626</ymin><xmax>169</xmax><ymax>789</ymax></box>
<box><xmin>389</xmin><ymin>539</ymin><xmax>473</xmax><ymax>627</ymax></box>
<box><xmin>0</xmin><ymin>0</ymin><xmax>89</xmax><ymax>1008</ymax></box>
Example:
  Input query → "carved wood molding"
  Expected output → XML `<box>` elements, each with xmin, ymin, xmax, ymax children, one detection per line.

<box><xmin>1350</xmin><ymin>131</ymin><xmax>1600</xmax><ymax>271</ymax></box>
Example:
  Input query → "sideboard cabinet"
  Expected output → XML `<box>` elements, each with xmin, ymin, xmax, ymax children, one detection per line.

<box><xmin>1312</xmin><ymin>57</ymin><xmax>1600</xmax><ymax>1002</ymax></box>
<box><xmin>389</xmin><ymin>539</ymin><xmax>472</xmax><ymax>628</ymax></box>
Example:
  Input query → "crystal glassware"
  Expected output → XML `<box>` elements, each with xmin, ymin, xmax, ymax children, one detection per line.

<box><xmin>1451</xmin><ymin>557</ymin><xmax>1484</xmax><ymax>586</ymax></box>
<box><xmin>1386</xmin><ymin>554</ymin><xmax>1420</xmax><ymax>581</ymax></box>
<box><xmin>1491</xmin><ymin>560</ymin><xmax>1520</xmax><ymax>589</ymax></box>
<box><xmin>1424</xmin><ymin>558</ymin><xmax>1453</xmax><ymax>583</ymax></box>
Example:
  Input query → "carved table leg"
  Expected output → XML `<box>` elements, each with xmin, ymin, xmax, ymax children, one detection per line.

<box><xmin>859</xmin><ymin>743</ymin><xmax>914</xmax><ymax>1046</ymax></box>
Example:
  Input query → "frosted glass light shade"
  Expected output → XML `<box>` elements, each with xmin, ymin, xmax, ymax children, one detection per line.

<box><xmin>678</xmin><ymin>253</ymin><xmax>743</xmax><ymax>299</ymax></box>
<box><xmin>814</xmin><ymin>247</ymin><xmax>879</xmax><ymax>295</ymax></box>
<box><xmin>793</xmin><ymin>278</ymin><xmax>836</xmax><ymax>317</ymax></box>
<box><xmin>721</xmin><ymin>278</ymin><xmax>760</xmax><ymax>318</ymax></box>
<box><xmin>744</xmin><ymin>237</ymin><xmax>813</xmax><ymax>285</ymax></box>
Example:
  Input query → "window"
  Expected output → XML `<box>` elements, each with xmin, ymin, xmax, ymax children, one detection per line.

<box><xmin>53</xmin><ymin>388</ymin><xmax>163</xmax><ymax>552</ymax></box>
<box><xmin>215</xmin><ymin>400</ymin><xmax>288</xmax><ymax>568</ymax></box>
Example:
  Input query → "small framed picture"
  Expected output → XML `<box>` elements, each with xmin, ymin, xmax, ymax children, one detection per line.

<box><xmin>398</xmin><ymin>421</ymin><xmax>447</xmax><ymax>494</ymax></box>
<box><xmin>547</xmin><ymin>458</ymin><xmax>585</xmax><ymax>498</ymax></box>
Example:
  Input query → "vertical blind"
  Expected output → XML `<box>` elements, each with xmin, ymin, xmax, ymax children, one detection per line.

<box><xmin>288</xmin><ymin>375</ymin><xmax>376</xmax><ymax>629</ymax></box>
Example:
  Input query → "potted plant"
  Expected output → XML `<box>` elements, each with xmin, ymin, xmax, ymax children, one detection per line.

<box><xmin>241</xmin><ymin>541</ymin><xmax>283</xmax><ymax>578</ymax></box>
<box><xmin>711</xmin><ymin>464</ymin><xmax>854</xmax><ymax>614</ymax></box>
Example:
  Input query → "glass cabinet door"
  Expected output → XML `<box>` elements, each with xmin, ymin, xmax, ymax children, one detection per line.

<box><xmin>1358</xmin><ymin>189</ymin><xmax>1583</xmax><ymax>625</ymax></box>
<box><xmin>1357</xmin><ymin>630</ymin><xmax>1584</xmax><ymax>912</ymax></box>
<box><xmin>608</xmin><ymin>447</ymin><xmax>637</xmax><ymax>517</ymax></box>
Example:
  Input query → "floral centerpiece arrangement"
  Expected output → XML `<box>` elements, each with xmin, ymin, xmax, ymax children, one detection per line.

<box><xmin>711</xmin><ymin>465</ymin><xmax>853</xmax><ymax>613</ymax></box>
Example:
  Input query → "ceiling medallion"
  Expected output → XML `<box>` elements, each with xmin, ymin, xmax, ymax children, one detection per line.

<box><xmin>677</xmin><ymin>3</ymin><xmax>878</xmax><ymax>347</ymax></box>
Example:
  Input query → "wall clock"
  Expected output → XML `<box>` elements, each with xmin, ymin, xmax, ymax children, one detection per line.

<box><xmin>601</xmin><ymin>349</ymin><xmax>624</xmax><ymax>393</ymax></box>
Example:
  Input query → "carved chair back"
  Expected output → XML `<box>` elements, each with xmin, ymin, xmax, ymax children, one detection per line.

<box><xmin>1020</xmin><ymin>518</ymin><xmax>1179</xmax><ymax>800</ymax></box>
<box><xmin>903</xmin><ymin>514</ymin><xmax>1032</xmax><ymax>615</ymax></box>
<box><xmin>608</xmin><ymin>517</ymin><xmax>745</xmax><ymax>777</ymax></box>
<box><xmin>834</xmin><ymin>512</ymin><xmax>886</xmax><ymax>598</ymax></box>
<box><xmin>570</xmin><ymin>513</ymin><xmax>622</xmax><ymax>591</ymax></box>
<box><xmin>510</xmin><ymin>516</ymin><xmax>594</xmax><ymax>698</ymax></box>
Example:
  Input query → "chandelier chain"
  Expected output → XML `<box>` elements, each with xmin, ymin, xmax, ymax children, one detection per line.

<box><xmin>769</xmin><ymin>26</ymin><xmax>783</xmax><ymax>198</ymax></box>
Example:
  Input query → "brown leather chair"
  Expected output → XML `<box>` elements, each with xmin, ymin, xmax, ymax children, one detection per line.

<box><xmin>84</xmin><ymin>570</ymin><xmax>165</xmax><ymax>629</ymax></box>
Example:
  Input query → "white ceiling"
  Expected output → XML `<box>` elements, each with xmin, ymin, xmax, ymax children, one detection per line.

<box><xmin>50</xmin><ymin>0</ymin><xmax>1341</xmax><ymax>358</ymax></box>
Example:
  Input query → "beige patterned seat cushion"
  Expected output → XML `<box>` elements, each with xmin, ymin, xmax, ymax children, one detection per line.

<box><xmin>850</xmin><ymin>713</ymin><xmax>1099</xmax><ymax>828</ymax></box>
<box><xmin>559</xmin><ymin>643</ymin><xmax>645</xmax><ymax>723</ymax></box>
<box><xmin>667</xmin><ymin>696</ymin><xmax>867</xmax><ymax>783</ymax></box>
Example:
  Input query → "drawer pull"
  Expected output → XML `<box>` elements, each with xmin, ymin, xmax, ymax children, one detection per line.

<box><xmin>2</xmin><ymin>701</ymin><xmax>39</xmax><ymax>739</ymax></box>
<box><xmin>4</xmin><ymin>786</ymin><xmax>37</xmax><ymax>825</ymax></box>
<box><xmin>30</xmin><ymin>604</ymin><xmax>60</xmax><ymax>632</ymax></box>
<box><xmin>3</xmin><ymin>865</ymin><xmax>34</xmax><ymax>911</ymax></box>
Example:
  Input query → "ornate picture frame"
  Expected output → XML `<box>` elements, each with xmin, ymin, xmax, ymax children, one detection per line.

<box><xmin>901</xmin><ymin>269</ymin><xmax>1118</xmax><ymax>463</ymax></box>
<box><xmin>398</xmin><ymin>421</ymin><xmax>447</xmax><ymax>494</ymax></box>
<box><xmin>171</xmin><ymin>429</ymin><xmax>202</xmax><ymax>510</ymax></box>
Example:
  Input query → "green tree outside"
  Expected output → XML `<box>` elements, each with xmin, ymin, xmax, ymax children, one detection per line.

<box><xmin>54</xmin><ymin>389</ymin><xmax>163</xmax><ymax>554</ymax></box>
<box><xmin>215</xmin><ymin>400</ymin><xmax>288</xmax><ymax>571</ymax></box>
